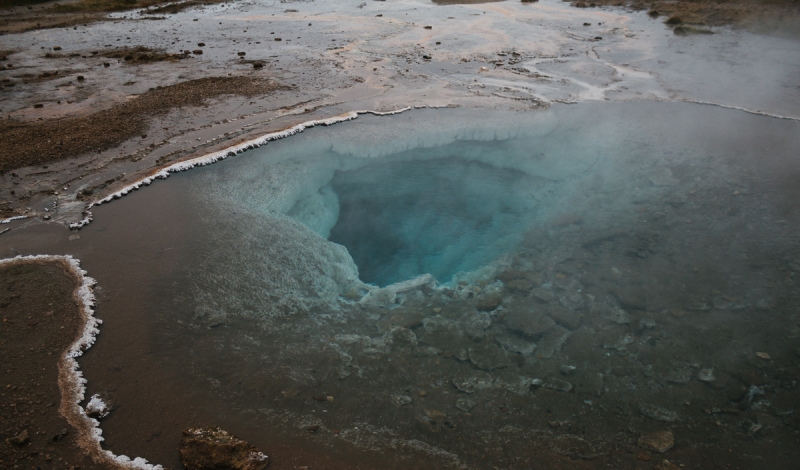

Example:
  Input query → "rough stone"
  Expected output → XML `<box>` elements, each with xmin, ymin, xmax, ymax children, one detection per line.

<box><xmin>391</xmin><ymin>394</ymin><xmax>412</xmax><ymax>406</ymax></box>
<box><xmin>639</xmin><ymin>404</ymin><xmax>678</xmax><ymax>422</ymax></box>
<box><xmin>495</xmin><ymin>334</ymin><xmax>537</xmax><ymax>356</ymax></box>
<box><xmin>638</xmin><ymin>431</ymin><xmax>674</xmax><ymax>453</ymax></box>
<box><xmin>468</xmin><ymin>343</ymin><xmax>509</xmax><ymax>370</ymax></box>
<box><xmin>543</xmin><ymin>377</ymin><xmax>573</xmax><ymax>393</ymax></box>
<box><xmin>452</xmin><ymin>372</ymin><xmax>494</xmax><ymax>393</ymax></box>
<box><xmin>179</xmin><ymin>426</ymin><xmax>269</xmax><ymax>470</ymax></box>
<box><xmin>10</xmin><ymin>429</ymin><xmax>29</xmax><ymax>446</ymax></box>
<box><xmin>455</xmin><ymin>398</ymin><xmax>477</xmax><ymax>412</ymax></box>
<box><xmin>476</xmin><ymin>294</ymin><xmax>502</xmax><ymax>311</ymax></box>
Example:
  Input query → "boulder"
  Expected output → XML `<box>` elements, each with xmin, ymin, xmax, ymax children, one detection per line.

<box><xmin>179</xmin><ymin>426</ymin><xmax>269</xmax><ymax>470</ymax></box>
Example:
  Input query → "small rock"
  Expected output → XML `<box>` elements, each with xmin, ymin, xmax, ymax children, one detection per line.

<box><xmin>638</xmin><ymin>431</ymin><xmax>674</xmax><ymax>453</ymax></box>
<box><xmin>10</xmin><ymin>429</ymin><xmax>29</xmax><ymax>446</ymax></box>
<box><xmin>656</xmin><ymin>460</ymin><xmax>682</xmax><ymax>470</ymax></box>
<box><xmin>543</xmin><ymin>377</ymin><xmax>573</xmax><ymax>393</ymax></box>
<box><xmin>639</xmin><ymin>403</ymin><xmax>678</xmax><ymax>422</ymax></box>
<box><xmin>306</xmin><ymin>425</ymin><xmax>320</xmax><ymax>433</ymax></box>
<box><xmin>179</xmin><ymin>426</ymin><xmax>268</xmax><ymax>470</ymax></box>
<box><xmin>559</xmin><ymin>365</ymin><xmax>576</xmax><ymax>375</ymax></box>
<box><xmin>452</xmin><ymin>372</ymin><xmax>494</xmax><ymax>393</ymax></box>
<box><xmin>193</xmin><ymin>49</ymin><xmax>203</xmax><ymax>54</ymax></box>
<box><xmin>424</xmin><ymin>25</ymin><xmax>432</xmax><ymax>29</ymax></box>
<box><xmin>425</xmin><ymin>409</ymin><xmax>447</xmax><ymax>420</ymax></box>
<box><xmin>197</xmin><ymin>42</ymin><xmax>205</xmax><ymax>47</ymax></box>
<box><xmin>418</xmin><ymin>390</ymin><xmax>427</xmax><ymax>397</ymax></box>
<box><xmin>455</xmin><ymin>398</ymin><xmax>477</xmax><ymax>412</ymax></box>
<box><xmin>34</xmin><ymin>103</ymin><xmax>44</xmax><ymax>108</ymax></box>
<box><xmin>755</xmin><ymin>352</ymin><xmax>771</xmax><ymax>360</ymax></box>
<box><xmin>237</xmin><ymin>52</ymin><xmax>246</xmax><ymax>56</ymax></box>
<box><xmin>326</xmin><ymin>395</ymin><xmax>334</xmax><ymax>402</ymax></box>
<box><xmin>85</xmin><ymin>394</ymin><xmax>110</xmax><ymax>418</ymax></box>
<box><xmin>476</xmin><ymin>294</ymin><xmax>502</xmax><ymax>311</ymax></box>
<box><xmin>698</xmin><ymin>368</ymin><xmax>715</xmax><ymax>382</ymax></box>
<box><xmin>253</xmin><ymin>62</ymin><xmax>264</xmax><ymax>69</ymax></box>
<box><xmin>637</xmin><ymin>451</ymin><xmax>651</xmax><ymax>461</ymax></box>
<box><xmin>495</xmin><ymin>334</ymin><xmax>536</xmax><ymax>356</ymax></box>
<box><xmin>468</xmin><ymin>343</ymin><xmax>509</xmax><ymax>371</ymax></box>
<box><xmin>391</xmin><ymin>394</ymin><xmax>412</xmax><ymax>406</ymax></box>
<box><xmin>77</xmin><ymin>75</ymin><xmax>85</xmax><ymax>81</ymax></box>
<box><xmin>274</xmin><ymin>38</ymin><xmax>282</xmax><ymax>41</ymax></box>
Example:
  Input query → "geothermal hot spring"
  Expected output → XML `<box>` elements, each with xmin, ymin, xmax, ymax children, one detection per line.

<box><xmin>7</xmin><ymin>102</ymin><xmax>800</xmax><ymax>468</ymax></box>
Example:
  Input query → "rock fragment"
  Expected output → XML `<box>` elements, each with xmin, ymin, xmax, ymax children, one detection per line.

<box><xmin>179</xmin><ymin>426</ymin><xmax>269</xmax><ymax>470</ymax></box>
<box><xmin>639</xmin><ymin>403</ymin><xmax>678</xmax><ymax>422</ymax></box>
<box><xmin>638</xmin><ymin>431</ymin><xmax>674</xmax><ymax>453</ymax></box>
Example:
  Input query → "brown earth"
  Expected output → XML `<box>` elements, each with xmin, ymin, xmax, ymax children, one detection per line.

<box><xmin>0</xmin><ymin>76</ymin><xmax>287</xmax><ymax>172</ymax></box>
<box><xmin>0</xmin><ymin>261</ymin><xmax>105</xmax><ymax>470</ymax></box>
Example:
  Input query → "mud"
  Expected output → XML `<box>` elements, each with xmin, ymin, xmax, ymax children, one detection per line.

<box><xmin>0</xmin><ymin>76</ymin><xmax>285</xmax><ymax>171</ymax></box>
<box><xmin>0</xmin><ymin>261</ymin><xmax>104</xmax><ymax>470</ymax></box>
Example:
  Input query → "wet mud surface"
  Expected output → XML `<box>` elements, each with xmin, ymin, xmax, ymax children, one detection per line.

<box><xmin>4</xmin><ymin>102</ymin><xmax>799</xmax><ymax>469</ymax></box>
<box><xmin>0</xmin><ymin>262</ymin><xmax>104</xmax><ymax>470</ymax></box>
<box><xmin>0</xmin><ymin>1</ymin><xmax>799</xmax><ymax>469</ymax></box>
<box><xmin>0</xmin><ymin>76</ymin><xmax>286</xmax><ymax>171</ymax></box>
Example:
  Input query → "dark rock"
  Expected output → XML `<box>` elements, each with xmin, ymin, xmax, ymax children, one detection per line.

<box><xmin>193</xmin><ymin>49</ymin><xmax>203</xmax><ymax>54</ymax></box>
<box><xmin>424</xmin><ymin>26</ymin><xmax>432</xmax><ymax>29</ymax></box>
<box><xmin>52</xmin><ymin>428</ymin><xmax>69</xmax><ymax>442</ymax></box>
<box><xmin>198</xmin><ymin>43</ymin><xmax>206</xmax><ymax>47</ymax></box>
<box><xmin>179</xmin><ymin>426</ymin><xmax>269</xmax><ymax>470</ymax></box>
<box><xmin>506</xmin><ymin>309</ymin><xmax>555</xmax><ymax>337</ymax></box>
<box><xmin>476</xmin><ymin>294</ymin><xmax>502</xmax><ymax>311</ymax></box>
<box><xmin>274</xmin><ymin>38</ymin><xmax>282</xmax><ymax>41</ymax></box>
<box><xmin>639</xmin><ymin>403</ymin><xmax>677</xmax><ymax>422</ymax></box>
<box><xmin>468</xmin><ymin>343</ymin><xmax>509</xmax><ymax>370</ymax></box>
<box><xmin>253</xmin><ymin>62</ymin><xmax>264</xmax><ymax>69</ymax></box>
<box><xmin>10</xmin><ymin>429</ymin><xmax>29</xmax><ymax>446</ymax></box>
<box><xmin>34</xmin><ymin>103</ymin><xmax>44</xmax><ymax>108</ymax></box>
<box><xmin>77</xmin><ymin>75</ymin><xmax>85</xmax><ymax>81</ymax></box>
<box><xmin>238</xmin><ymin>52</ymin><xmax>246</xmax><ymax>56</ymax></box>
<box><xmin>638</xmin><ymin>431</ymin><xmax>674</xmax><ymax>453</ymax></box>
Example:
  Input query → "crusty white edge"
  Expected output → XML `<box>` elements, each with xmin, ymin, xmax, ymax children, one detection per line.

<box><xmin>0</xmin><ymin>255</ymin><xmax>163</xmax><ymax>469</ymax></box>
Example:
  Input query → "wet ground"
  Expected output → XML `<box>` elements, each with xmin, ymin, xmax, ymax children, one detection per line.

<box><xmin>1</xmin><ymin>1</ymin><xmax>800</xmax><ymax>469</ymax></box>
<box><xmin>2</xmin><ymin>102</ymin><xmax>800</xmax><ymax>469</ymax></box>
<box><xmin>0</xmin><ymin>261</ymin><xmax>105</xmax><ymax>470</ymax></box>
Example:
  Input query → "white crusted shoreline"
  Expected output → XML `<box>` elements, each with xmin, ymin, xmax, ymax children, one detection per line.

<box><xmin>0</xmin><ymin>255</ymin><xmax>164</xmax><ymax>470</ymax></box>
<box><xmin>70</xmin><ymin>107</ymin><xmax>420</xmax><ymax>230</ymax></box>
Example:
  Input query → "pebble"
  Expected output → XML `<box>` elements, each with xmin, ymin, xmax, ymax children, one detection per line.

<box><xmin>638</xmin><ymin>431</ymin><xmax>674</xmax><ymax>453</ymax></box>
<box><xmin>639</xmin><ymin>403</ymin><xmax>678</xmax><ymax>422</ymax></box>
<box><xmin>418</xmin><ymin>390</ymin><xmax>427</xmax><ymax>397</ymax></box>
<box><xmin>455</xmin><ymin>398</ymin><xmax>476</xmax><ymax>412</ymax></box>
<box><xmin>326</xmin><ymin>396</ymin><xmax>334</xmax><ymax>402</ymax></box>
<box><xmin>698</xmin><ymin>368</ymin><xmax>716</xmax><ymax>382</ymax></box>
<box><xmin>755</xmin><ymin>352</ymin><xmax>771</xmax><ymax>360</ymax></box>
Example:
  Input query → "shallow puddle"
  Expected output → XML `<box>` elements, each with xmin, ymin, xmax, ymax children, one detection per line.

<box><xmin>4</xmin><ymin>101</ymin><xmax>800</xmax><ymax>468</ymax></box>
